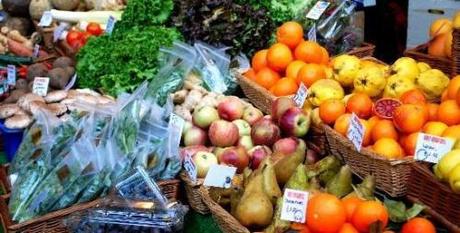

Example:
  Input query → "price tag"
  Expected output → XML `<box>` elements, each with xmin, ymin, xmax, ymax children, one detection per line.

<box><xmin>183</xmin><ymin>152</ymin><xmax>197</xmax><ymax>183</ymax></box>
<box><xmin>64</xmin><ymin>74</ymin><xmax>77</xmax><ymax>91</ymax></box>
<box><xmin>33</xmin><ymin>44</ymin><xmax>40</xmax><ymax>58</ymax></box>
<box><xmin>53</xmin><ymin>23</ymin><xmax>67</xmax><ymax>42</ymax></box>
<box><xmin>292</xmin><ymin>83</ymin><xmax>308</xmax><ymax>108</ymax></box>
<box><xmin>363</xmin><ymin>0</ymin><xmax>376</xmax><ymax>7</ymax></box>
<box><xmin>347</xmin><ymin>113</ymin><xmax>364</xmax><ymax>151</ymax></box>
<box><xmin>307</xmin><ymin>24</ymin><xmax>316</xmax><ymax>42</ymax></box>
<box><xmin>203</xmin><ymin>164</ymin><xmax>236</xmax><ymax>188</ymax></box>
<box><xmin>38</xmin><ymin>11</ymin><xmax>52</xmax><ymax>27</ymax></box>
<box><xmin>32</xmin><ymin>77</ymin><xmax>49</xmax><ymax>96</ymax></box>
<box><xmin>7</xmin><ymin>65</ymin><xmax>16</xmax><ymax>86</ymax></box>
<box><xmin>306</xmin><ymin>1</ymin><xmax>330</xmax><ymax>20</ymax></box>
<box><xmin>280</xmin><ymin>189</ymin><xmax>309</xmax><ymax>223</ymax></box>
<box><xmin>168</xmin><ymin>113</ymin><xmax>185</xmax><ymax>158</ymax></box>
<box><xmin>9</xmin><ymin>173</ymin><xmax>18</xmax><ymax>186</ymax></box>
<box><xmin>105</xmin><ymin>16</ymin><xmax>116</xmax><ymax>35</ymax></box>
<box><xmin>414</xmin><ymin>133</ymin><xmax>454</xmax><ymax>163</ymax></box>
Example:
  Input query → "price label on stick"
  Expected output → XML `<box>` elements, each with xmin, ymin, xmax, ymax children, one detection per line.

<box><xmin>38</xmin><ymin>11</ymin><xmax>52</xmax><ymax>27</ymax></box>
<box><xmin>53</xmin><ymin>23</ymin><xmax>67</xmax><ymax>42</ymax></box>
<box><xmin>7</xmin><ymin>65</ymin><xmax>16</xmax><ymax>86</ymax></box>
<box><xmin>347</xmin><ymin>113</ymin><xmax>364</xmax><ymax>151</ymax></box>
<box><xmin>308</xmin><ymin>24</ymin><xmax>317</xmax><ymax>42</ymax></box>
<box><xmin>33</xmin><ymin>44</ymin><xmax>40</xmax><ymax>58</ymax></box>
<box><xmin>292</xmin><ymin>83</ymin><xmax>308</xmax><ymax>108</ymax></box>
<box><xmin>32</xmin><ymin>77</ymin><xmax>49</xmax><ymax>96</ymax></box>
<box><xmin>203</xmin><ymin>164</ymin><xmax>236</xmax><ymax>188</ymax></box>
<box><xmin>306</xmin><ymin>1</ymin><xmax>330</xmax><ymax>20</ymax></box>
<box><xmin>183</xmin><ymin>152</ymin><xmax>197</xmax><ymax>183</ymax></box>
<box><xmin>280</xmin><ymin>189</ymin><xmax>309</xmax><ymax>223</ymax></box>
<box><xmin>414</xmin><ymin>133</ymin><xmax>454</xmax><ymax>163</ymax></box>
<box><xmin>105</xmin><ymin>16</ymin><xmax>116</xmax><ymax>35</ymax></box>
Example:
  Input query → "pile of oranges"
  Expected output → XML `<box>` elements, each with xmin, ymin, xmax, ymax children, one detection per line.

<box><xmin>290</xmin><ymin>193</ymin><xmax>435</xmax><ymax>233</ymax></box>
<box><xmin>319</xmin><ymin>75</ymin><xmax>460</xmax><ymax>160</ymax></box>
<box><xmin>244</xmin><ymin>21</ymin><xmax>330</xmax><ymax>97</ymax></box>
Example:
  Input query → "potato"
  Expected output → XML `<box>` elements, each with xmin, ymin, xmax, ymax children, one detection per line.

<box><xmin>51</xmin><ymin>0</ymin><xmax>80</xmax><ymax>11</ymax></box>
<box><xmin>4</xmin><ymin>89</ymin><xmax>27</xmax><ymax>104</ymax></box>
<box><xmin>29</xmin><ymin>0</ymin><xmax>52</xmax><ymax>21</ymax></box>
<box><xmin>48</xmin><ymin>67</ymin><xmax>70</xmax><ymax>89</ymax></box>
<box><xmin>3</xmin><ymin>0</ymin><xmax>31</xmax><ymax>17</ymax></box>
<box><xmin>27</xmin><ymin>63</ymin><xmax>48</xmax><ymax>82</ymax></box>
<box><xmin>5</xmin><ymin>17</ymin><xmax>31</xmax><ymax>36</ymax></box>
<box><xmin>64</xmin><ymin>67</ymin><xmax>75</xmax><ymax>77</ymax></box>
<box><xmin>52</xmin><ymin>56</ymin><xmax>75</xmax><ymax>68</ymax></box>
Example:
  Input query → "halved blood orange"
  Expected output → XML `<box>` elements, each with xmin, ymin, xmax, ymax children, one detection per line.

<box><xmin>372</xmin><ymin>98</ymin><xmax>402</xmax><ymax>119</ymax></box>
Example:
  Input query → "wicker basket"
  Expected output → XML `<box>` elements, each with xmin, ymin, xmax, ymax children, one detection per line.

<box><xmin>236</xmin><ymin>71</ymin><xmax>276</xmax><ymax>114</ymax></box>
<box><xmin>407</xmin><ymin>163</ymin><xmax>460</xmax><ymax>232</ymax></box>
<box><xmin>179</xmin><ymin>171</ymin><xmax>209</xmax><ymax>214</ymax></box>
<box><xmin>453</xmin><ymin>28</ymin><xmax>460</xmax><ymax>77</ymax></box>
<box><xmin>306</xmin><ymin>124</ymin><xmax>329</xmax><ymax>156</ymax></box>
<box><xmin>324</xmin><ymin>125</ymin><xmax>414</xmax><ymax>197</ymax></box>
<box><xmin>346</xmin><ymin>42</ymin><xmax>376</xmax><ymax>58</ymax></box>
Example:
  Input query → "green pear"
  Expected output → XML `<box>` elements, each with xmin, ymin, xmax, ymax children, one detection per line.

<box><xmin>264</xmin><ymin>197</ymin><xmax>290</xmax><ymax>233</ymax></box>
<box><xmin>230</xmin><ymin>187</ymin><xmax>244</xmax><ymax>216</ymax></box>
<box><xmin>262</xmin><ymin>159</ymin><xmax>282</xmax><ymax>204</ymax></box>
<box><xmin>345</xmin><ymin>175</ymin><xmax>376</xmax><ymax>200</ymax></box>
<box><xmin>305</xmin><ymin>155</ymin><xmax>341</xmax><ymax>179</ymax></box>
<box><xmin>274</xmin><ymin>139</ymin><xmax>306</xmax><ymax>184</ymax></box>
<box><xmin>326</xmin><ymin>165</ymin><xmax>353</xmax><ymax>198</ymax></box>
<box><xmin>285</xmin><ymin>164</ymin><xmax>309</xmax><ymax>191</ymax></box>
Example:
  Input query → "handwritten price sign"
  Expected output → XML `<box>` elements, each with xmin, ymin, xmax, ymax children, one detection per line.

<box><xmin>415</xmin><ymin>133</ymin><xmax>454</xmax><ymax>163</ymax></box>
<box><xmin>347</xmin><ymin>113</ymin><xmax>364</xmax><ymax>151</ymax></box>
<box><xmin>292</xmin><ymin>83</ymin><xmax>308</xmax><ymax>108</ymax></box>
<box><xmin>280</xmin><ymin>189</ymin><xmax>309</xmax><ymax>223</ymax></box>
<box><xmin>183</xmin><ymin>152</ymin><xmax>197</xmax><ymax>183</ymax></box>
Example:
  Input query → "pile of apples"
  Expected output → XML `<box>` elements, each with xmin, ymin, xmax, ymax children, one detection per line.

<box><xmin>181</xmin><ymin>96</ymin><xmax>311</xmax><ymax>178</ymax></box>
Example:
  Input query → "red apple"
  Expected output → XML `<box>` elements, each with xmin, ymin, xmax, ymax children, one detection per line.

<box><xmin>217</xmin><ymin>96</ymin><xmax>244</xmax><ymax>121</ymax></box>
<box><xmin>242</xmin><ymin>106</ymin><xmax>263</xmax><ymax>125</ymax></box>
<box><xmin>272</xmin><ymin>97</ymin><xmax>296</xmax><ymax>122</ymax></box>
<box><xmin>183</xmin><ymin>126</ymin><xmax>207</xmax><ymax>146</ymax></box>
<box><xmin>193</xmin><ymin>106</ymin><xmax>220</xmax><ymax>129</ymax></box>
<box><xmin>279</xmin><ymin>107</ymin><xmax>311</xmax><ymax>137</ymax></box>
<box><xmin>219</xmin><ymin>146</ymin><xmax>249</xmax><ymax>173</ymax></box>
<box><xmin>251</xmin><ymin>117</ymin><xmax>281</xmax><ymax>146</ymax></box>
<box><xmin>180</xmin><ymin>145</ymin><xmax>212</xmax><ymax>161</ymax></box>
<box><xmin>273</xmin><ymin>137</ymin><xmax>298</xmax><ymax>155</ymax></box>
<box><xmin>208</xmin><ymin>120</ymin><xmax>239</xmax><ymax>147</ymax></box>
<box><xmin>248</xmin><ymin>145</ymin><xmax>272</xmax><ymax>169</ymax></box>
<box><xmin>193</xmin><ymin>151</ymin><xmax>218</xmax><ymax>178</ymax></box>
<box><xmin>237</xmin><ymin>135</ymin><xmax>254</xmax><ymax>151</ymax></box>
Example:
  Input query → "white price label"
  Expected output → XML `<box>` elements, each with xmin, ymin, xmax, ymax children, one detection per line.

<box><xmin>280</xmin><ymin>189</ymin><xmax>309</xmax><ymax>223</ymax></box>
<box><xmin>347</xmin><ymin>113</ymin><xmax>364</xmax><ymax>151</ymax></box>
<box><xmin>53</xmin><ymin>23</ymin><xmax>67</xmax><ymax>42</ymax></box>
<box><xmin>414</xmin><ymin>133</ymin><xmax>454</xmax><ymax>163</ymax></box>
<box><xmin>292</xmin><ymin>83</ymin><xmax>308</xmax><ymax>108</ymax></box>
<box><xmin>9</xmin><ymin>173</ymin><xmax>17</xmax><ymax>186</ymax></box>
<box><xmin>105</xmin><ymin>16</ymin><xmax>116</xmax><ymax>35</ymax></box>
<box><xmin>203</xmin><ymin>164</ymin><xmax>236</xmax><ymax>188</ymax></box>
<box><xmin>64</xmin><ymin>74</ymin><xmax>77</xmax><ymax>91</ymax></box>
<box><xmin>306</xmin><ymin>1</ymin><xmax>330</xmax><ymax>20</ymax></box>
<box><xmin>183</xmin><ymin>152</ymin><xmax>197</xmax><ymax>183</ymax></box>
<box><xmin>32</xmin><ymin>77</ymin><xmax>49</xmax><ymax>96</ymax></box>
<box><xmin>38</xmin><ymin>11</ymin><xmax>52</xmax><ymax>27</ymax></box>
<box><xmin>308</xmin><ymin>24</ymin><xmax>316</xmax><ymax>42</ymax></box>
<box><xmin>33</xmin><ymin>44</ymin><xmax>40</xmax><ymax>58</ymax></box>
<box><xmin>7</xmin><ymin>65</ymin><xmax>15</xmax><ymax>86</ymax></box>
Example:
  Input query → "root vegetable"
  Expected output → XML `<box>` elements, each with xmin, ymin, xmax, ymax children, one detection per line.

<box><xmin>29</xmin><ymin>0</ymin><xmax>52</xmax><ymax>21</ymax></box>
<box><xmin>171</xmin><ymin>89</ymin><xmax>188</xmax><ymax>104</ymax></box>
<box><xmin>1</xmin><ymin>27</ymin><xmax>10</xmax><ymax>35</ymax></box>
<box><xmin>51</xmin><ymin>0</ymin><xmax>80</xmax><ymax>11</ymax></box>
<box><xmin>52</xmin><ymin>56</ymin><xmax>74</xmax><ymax>68</ymax></box>
<box><xmin>5</xmin><ymin>17</ymin><xmax>30</xmax><ymax>36</ymax></box>
<box><xmin>182</xmin><ymin>89</ymin><xmax>203</xmax><ymax>110</ymax></box>
<box><xmin>14</xmin><ymin>79</ymin><xmax>28</xmax><ymax>90</ymax></box>
<box><xmin>4</xmin><ymin>89</ymin><xmax>27</xmax><ymax>103</ymax></box>
<box><xmin>8</xmin><ymin>30</ymin><xmax>28</xmax><ymax>43</ymax></box>
<box><xmin>174</xmin><ymin>105</ymin><xmax>192</xmax><ymax>122</ymax></box>
<box><xmin>27</xmin><ymin>63</ymin><xmax>48</xmax><ymax>82</ymax></box>
<box><xmin>48</xmin><ymin>67</ymin><xmax>70</xmax><ymax>89</ymax></box>
<box><xmin>7</xmin><ymin>39</ymin><xmax>32</xmax><ymax>57</ymax></box>
<box><xmin>0</xmin><ymin>44</ymin><xmax>7</xmax><ymax>54</ymax></box>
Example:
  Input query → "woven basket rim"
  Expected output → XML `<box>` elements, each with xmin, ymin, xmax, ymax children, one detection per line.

<box><xmin>179</xmin><ymin>171</ymin><xmax>204</xmax><ymax>187</ymax></box>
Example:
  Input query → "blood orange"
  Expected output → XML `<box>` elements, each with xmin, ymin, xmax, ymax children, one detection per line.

<box><xmin>372</xmin><ymin>98</ymin><xmax>402</xmax><ymax>119</ymax></box>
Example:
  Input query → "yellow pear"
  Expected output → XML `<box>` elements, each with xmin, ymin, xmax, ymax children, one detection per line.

<box><xmin>311</xmin><ymin>108</ymin><xmax>323</xmax><ymax>126</ymax></box>
<box><xmin>444</xmin><ymin>32</ymin><xmax>453</xmax><ymax>58</ymax></box>
<box><xmin>383</xmin><ymin>74</ymin><xmax>416</xmax><ymax>98</ymax></box>
<box><xmin>308</xmin><ymin>79</ymin><xmax>345</xmax><ymax>106</ymax></box>
<box><xmin>430</xmin><ymin>18</ymin><xmax>452</xmax><ymax>38</ymax></box>
<box><xmin>415</xmin><ymin>69</ymin><xmax>449</xmax><ymax>100</ymax></box>
<box><xmin>332</xmin><ymin>55</ymin><xmax>361</xmax><ymax>87</ymax></box>
<box><xmin>391</xmin><ymin>57</ymin><xmax>420</xmax><ymax>82</ymax></box>
<box><xmin>449</xmin><ymin>164</ymin><xmax>460</xmax><ymax>193</ymax></box>
<box><xmin>437</xmin><ymin>149</ymin><xmax>460</xmax><ymax>181</ymax></box>
<box><xmin>417</xmin><ymin>62</ymin><xmax>431</xmax><ymax>72</ymax></box>
<box><xmin>453</xmin><ymin>11</ymin><xmax>460</xmax><ymax>29</ymax></box>
<box><xmin>353</xmin><ymin>66</ymin><xmax>387</xmax><ymax>97</ymax></box>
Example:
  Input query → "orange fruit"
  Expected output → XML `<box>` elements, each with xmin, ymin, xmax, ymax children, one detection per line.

<box><xmin>342</xmin><ymin>197</ymin><xmax>363</xmax><ymax>222</ymax></box>
<box><xmin>401</xmin><ymin>132</ymin><xmax>419</xmax><ymax>156</ymax></box>
<box><xmin>334</xmin><ymin>114</ymin><xmax>352</xmax><ymax>136</ymax></box>
<box><xmin>272</xmin><ymin>77</ymin><xmax>298</xmax><ymax>97</ymax></box>
<box><xmin>244</xmin><ymin>68</ymin><xmax>257</xmax><ymax>81</ymax></box>
<box><xmin>351</xmin><ymin>201</ymin><xmax>389</xmax><ymax>233</ymax></box>
<box><xmin>367</xmin><ymin>116</ymin><xmax>381</xmax><ymax>132</ymax></box>
<box><xmin>428</xmin><ymin>32</ymin><xmax>449</xmax><ymax>57</ymax></box>
<box><xmin>442</xmin><ymin>125</ymin><xmax>460</xmax><ymax>140</ymax></box>
<box><xmin>372</xmin><ymin>137</ymin><xmax>404</xmax><ymax>159</ymax></box>
<box><xmin>295</xmin><ymin>41</ymin><xmax>324</xmax><ymax>64</ymax></box>
<box><xmin>456</xmin><ymin>88</ymin><xmax>460</xmax><ymax>106</ymax></box>
<box><xmin>422</xmin><ymin>121</ymin><xmax>448</xmax><ymax>136</ymax></box>
<box><xmin>291</xmin><ymin>222</ymin><xmax>308</xmax><ymax>231</ymax></box>
<box><xmin>307</xmin><ymin>193</ymin><xmax>346</xmax><ymax>233</ymax></box>
<box><xmin>319</xmin><ymin>99</ymin><xmax>346</xmax><ymax>125</ymax></box>
<box><xmin>251</xmin><ymin>49</ymin><xmax>268</xmax><ymax>72</ymax></box>
<box><xmin>276</xmin><ymin>21</ymin><xmax>304</xmax><ymax>49</ymax></box>
<box><xmin>426</xmin><ymin>103</ymin><xmax>439</xmax><ymax>121</ymax></box>
<box><xmin>401</xmin><ymin>217</ymin><xmax>436</xmax><ymax>233</ymax></box>
<box><xmin>320</xmin><ymin>47</ymin><xmax>330</xmax><ymax>65</ymax></box>
<box><xmin>338</xmin><ymin>223</ymin><xmax>359</xmax><ymax>233</ymax></box>
<box><xmin>393</xmin><ymin>104</ymin><xmax>428</xmax><ymax>134</ymax></box>
<box><xmin>371</xmin><ymin>119</ymin><xmax>399</xmax><ymax>142</ymax></box>
<box><xmin>441</xmin><ymin>89</ymin><xmax>449</xmax><ymax>102</ymax></box>
<box><xmin>447</xmin><ymin>75</ymin><xmax>460</xmax><ymax>99</ymax></box>
<box><xmin>255</xmin><ymin>67</ymin><xmax>281</xmax><ymax>89</ymax></box>
<box><xmin>346</xmin><ymin>93</ymin><xmax>373</xmax><ymax>119</ymax></box>
<box><xmin>437</xmin><ymin>100</ymin><xmax>460</xmax><ymax>126</ymax></box>
<box><xmin>296</xmin><ymin>63</ymin><xmax>326</xmax><ymax>87</ymax></box>
<box><xmin>286</xmin><ymin>60</ymin><xmax>307</xmax><ymax>79</ymax></box>
<box><xmin>267</xmin><ymin>43</ymin><xmax>294</xmax><ymax>72</ymax></box>
<box><xmin>361</xmin><ymin>120</ymin><xmax>372</xmax><ymax>147</ymax></box>
<box><xmin>400</xmin><ymin>89</ymin><xmax>426</xmax><ymax>105</ymax></box>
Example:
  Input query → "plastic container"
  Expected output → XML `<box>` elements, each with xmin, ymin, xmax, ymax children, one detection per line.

<box><xmin>0</xmin><ymin>121</ymin><xmax>23</xmax><ymax>162</ymax></box>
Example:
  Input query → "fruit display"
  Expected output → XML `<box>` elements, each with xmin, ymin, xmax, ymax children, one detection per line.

<box><xmin>427</xmin><ymin>13</ymin><xmax>460</xmax><ymax>59</ymax></box>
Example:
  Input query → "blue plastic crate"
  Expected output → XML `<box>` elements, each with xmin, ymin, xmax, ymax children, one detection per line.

<box><xmin>0</xmin><ymin>120</ymin><xmax>24</xmax><ymax>162</ymax></box>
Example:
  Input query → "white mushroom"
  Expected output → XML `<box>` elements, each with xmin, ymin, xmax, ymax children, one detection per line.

<box><xmin>76</xmin><ymin>89</ymin><xmax>101</xmax><ymax>97</ymax></box>
<box><xmin>17</xmin><ymin>93</ymin><xmax>45</xmax><ymax>112</ymax></box>
<box><xmin>5</xmin><ymin>114</ymin><xmax>33</xmax><ymax>129</ymax></box>
<box><xmin>46</xmin><ymin>103</ymin><xmax>68</xmax><ymax>116</ymax></box>
<box><xmin>45</xmin><ymin>90</ymin><xmax>68</xmax><ymax>103</ymax></box>
<box><xmin>29</xmin><ymin>101</ymin><xmax>48</xmax><ymax>115</ymax></box>
<box><xmin>0</xmin><ymin>104</ymin><xmax>20</xmax><ymax>119</ymax></box>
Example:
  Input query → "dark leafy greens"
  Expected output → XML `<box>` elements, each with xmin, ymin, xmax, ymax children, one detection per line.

<box><xmin>115</xmin><ymin>0</ymin><xmax>174</xmax><ymax>31</ymax></box>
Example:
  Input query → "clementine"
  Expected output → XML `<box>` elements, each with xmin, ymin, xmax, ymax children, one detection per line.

<box><xmin>442</xmin><ymin>125</ymin><xmax>460</xmax><ymax>141</ymax></box>
<box><xmin>401</xmin><ymin>217</ymin><xmax>436</xmax><ymax>233</ymax></box>
<box><xmin>251</xmin><ymin>49</ymin><xmax>268</xmax><ymax>72</ymax></box>
<box><xmin>244</xmin><ymin>68</ymin><xmax>257</xmax><ymax>81</ymax></box>
<box><xmin>286</xmin><ymin>60</ymin><xmax>307</xmax><ymax>79</ymax></box>
<box><xmin>295</xmin><ymin>41</ymin><xmax>323</xmax><ymax>64</ymax></box>
<box><xmin>297</xmin><ymin>63</ymin><xmax>326</xmax><ymax>87</ymax></box>
<box><xmin>400</xmin><ymin>89</ymin><xmax>426</xmax><ymax>105</ymax></box>
<box><xmin>342</xmin><ymin>197</ymin><xmax>363</xmax><ymax>222</ymax></box>
<box><xmin>307</xmin><ymin>193</ymin><xmax>346</xmax><ymax>233</ymax></box>
<box><xmin>320</xmin><ymin>46</ymin><xmax>330</xmax><ymax>65</ymax></box>
<box><xmin>447</xmin><ymin>75</ymin><xmax>460</xmax><ymax>99</ymax></box>
<box><xmin>319</xmin><ymin>99</ymin><xmax>346</xmax><ymax>125</ymax></box>
<box><xmin>393</xmin><ymin>104</ymin><xmax>428</xmax><ymax>133</ymax></box>
<box><xmin>422</xmin><ymin>121</ymin><xmax>448</xmax><ymax>136</ymax></box>
<box><xmin>456</xmin><ymin>87</ymin><xmax>460</xmax><ymax>106</ymax></box>
<box><xmin>338</xmin><ymin>223</ymin><xmax>359</xmax><ymax>233</ymax></box>
<box><xmin>372</xmin><ymin>138</ymin><xmax>404</xmax><ymax>159</ymax></box>
<box><xmin>267</xmin><ymin>43</ymin><xmax>293</xmax><ymax>72</ymax></box>
<box><xmin>276</xmin><ymin>21</ymin><xmax>304</xmax><ymax>49</ymax></box>
<box><xmin>351</xmin><ymin>201</ymin><xmax>389</xmax><ymax>233</ymax></box>
<box><xmin>255</xmin><ymin>67</ymin><xmax>281</xmax><ymax>89</ymax></box>
<box><xmin>334</xmin><ymin>114</ymin><xmax>352</xmax><ymax>136</ymax></box>
<box><xmin>346</xmin><ymin>93</ymin><xmax>373</xmax><ymax>119</ymax></box>
<box><xmin>441</xmin><ymin>89</ymin><xmax>449</xmax><ymax>102</ymax></box>
<box><xmin>437</xmin><ymin>100</ymin><xmax>460</xmax><ymax>126</ymax></box>
<box><xmin>361</xmin><ymin>120</ymin><xmax>373</xmax><ymax>147</ymax></box>
<box><xmin>367</xmin><ymin>116</ymin><xmax>381</xmax><ymax>132</ymax></box>
<box><xmin>401</xmin><ymin>132</ymin><xmax>419</xmax><ymax>156</ymax></box>
<box><xmin>371</xmin><ymin>119</ymin><xmax>399</xmax><ymax>142</ymax></box>
<box><xmin>272</xmin><ymin>77</ymin><xmax>299</xmax><ymax>97</ymax></box>
<box><xmin>426</xmin><ymin>103</ymin><xmax>439</xmax><ymax>121</ymax></box>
